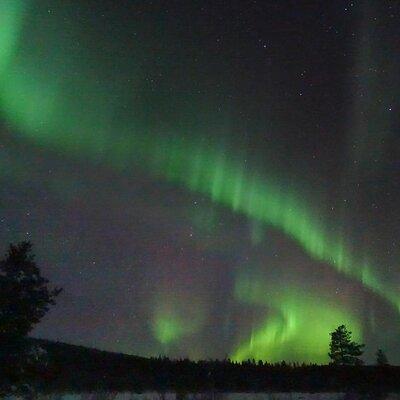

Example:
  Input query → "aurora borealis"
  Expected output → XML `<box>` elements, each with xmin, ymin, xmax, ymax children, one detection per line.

<box><xmin>1</xmin><ymin>1</ymin><xmax>399</xmax><ymax>364</ymax></box>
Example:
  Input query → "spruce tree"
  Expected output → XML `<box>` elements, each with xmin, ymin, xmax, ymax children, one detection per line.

<box><xmin>328</xmin><ymin>325</ymin><xmax>364</xmax><ymax>365</ymax></box>
<box><xmin>0</xmin><ymin>242</ymin><xmax>62</xmax><ymax>395</ymax></box>
<box><xmin>0</xmin><ymin>241</ymin><xmax>61</xmax><ymax>341</ymax></box>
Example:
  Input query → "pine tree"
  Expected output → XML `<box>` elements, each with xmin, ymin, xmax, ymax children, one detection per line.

<box><xmin>0</xmin><ymin>241</ymin><xmax>62</xmax><ymax>341</ymax></box>
<box><xmin>0</xmin><ymin>241</ymin><xmax>62</xmax><ymax>395</ymax></box>
<box><xmin>376</xmin><ymin>349</ymin><xmax>389</xmax><ymax>366</ymax></box>
<box><xmin>328</xmin><ymin>325</ymin><xmax>364</xmax><ymax>365</ymax></box>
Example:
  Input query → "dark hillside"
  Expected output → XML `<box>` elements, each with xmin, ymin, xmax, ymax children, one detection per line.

<box><xmin>20</xmin><ymin>338</ymin><xmax>400</xmax><ymax>394</ymax></box>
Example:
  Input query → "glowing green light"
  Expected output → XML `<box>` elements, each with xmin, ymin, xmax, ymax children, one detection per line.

<box><xmin>0</xmin><ymin>1</ymin><xmax>397</xmax><ymax>311</ymax></box>
<box><xmin>151</xmin><ymin>291</ymin><xmax>205</xmax><ymax>347</ymax></box>
<box><xmin>152</xmin><ymin>313</ymin><xmax>187</xmax><ymax>345</ymax></box>
<box><xmin>231</xmin><ymin>272</ymin><xmax>363</xmax><ymax>363</ymax></box>
<box><xmin>0</xmin><ymin>0</ymin><xmax>25</xmax><ymax>76</ymax></box>
<box><xmin>0</xmin><ymin>1</ymin><xmax>398</xmax><ymax>362</ymax></box>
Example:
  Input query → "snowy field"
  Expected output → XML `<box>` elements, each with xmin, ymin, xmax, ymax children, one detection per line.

<box><xmin>5</xmin><ymin>393</ymin><xmax>400</xmax><ymax>400</ymax></box>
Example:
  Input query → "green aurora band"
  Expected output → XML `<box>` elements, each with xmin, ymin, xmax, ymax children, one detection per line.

<box><xmin>0</xmin><ymin>1</ymin><xmax>397</xmax><ymax>362</ymax></box>
<box><xmin>232</xmin><ymin>272</ymin><xmax>362</xmax><ymax>363</ymax></box>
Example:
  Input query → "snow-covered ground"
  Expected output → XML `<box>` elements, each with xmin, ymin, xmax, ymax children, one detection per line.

<box><xmin>5</xmin><ymin>392</ymin><xmax>400</xmax><ymax>400</ymax></box>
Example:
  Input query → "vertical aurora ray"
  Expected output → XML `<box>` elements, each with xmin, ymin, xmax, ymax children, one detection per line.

<box><xmin>347</xmin><ymin>1</ymin><xmax>395</xmax><ymax>175</ymax></box>
<box><xmin>0</xmin><ymin>1</ymin><xmax>398</xmax><ymax>361</ymax></box>
<box><xmin>0</xmin><ymin>0</ymin><xmax>25</xmax><ymax>76</ymax></box>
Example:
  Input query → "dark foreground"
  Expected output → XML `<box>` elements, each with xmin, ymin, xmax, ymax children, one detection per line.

<box><xmin>2</xmin><ymin>339</ymin><xmax>400</xmax><ymax>395</ymax></box>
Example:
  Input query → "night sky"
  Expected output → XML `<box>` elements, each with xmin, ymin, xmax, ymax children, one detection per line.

<box><xmin>1</xmin><ymin>0</ymin><xmax>399</xmax><ymax>364</ymax></box>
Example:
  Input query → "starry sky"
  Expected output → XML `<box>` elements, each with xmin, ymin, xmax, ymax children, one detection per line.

<box><xmin>1</xmin><ymin>0</ymin><xmax>399</xmax><ymax>364</ymax></box>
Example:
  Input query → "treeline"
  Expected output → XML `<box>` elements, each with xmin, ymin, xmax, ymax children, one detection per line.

<box><xmin>1</xmin><ymin>241</ymin><xmax>398</xmax><ymax>396</ymax></box>
<box><xmin>21</xmin><ymin>338</ymin><xmax>400</xmax><ymax>394</ymax></box>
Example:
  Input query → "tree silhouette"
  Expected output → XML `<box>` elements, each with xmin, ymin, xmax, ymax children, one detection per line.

<box><xmin>328</xmin><ymin>325</ymin><xmax>364</xmax><ymax>365</ymax></box>
<box><xmin>376</xmin><ymin>349</ymin><xmax>389</xmax><ymax>366</ymax></box>
<box><xmin>0</xmin><ymin>241</ymin><xmax>62</xmax><ymax>341</ymax></box>
<box><xmin>0</xmin><ymin>241</ymin><xmax>62</xmax><ymax>395</ymax></box>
